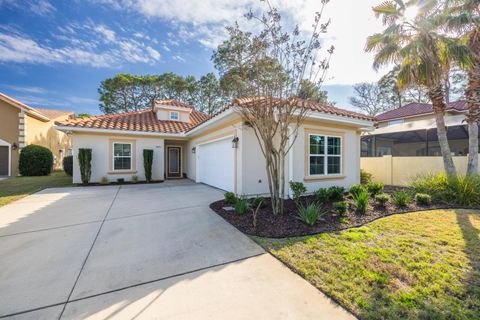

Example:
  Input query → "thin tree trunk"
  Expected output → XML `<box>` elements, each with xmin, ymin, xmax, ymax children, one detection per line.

<box><xmin>429</xmin><ymin>85</ymin><xmax>457</xmax><ymax>176</ymax></box>
<box><xmin>466</xmin><ymin>31</ymin><xmax>480</xmax><ymax>175</ymax></box>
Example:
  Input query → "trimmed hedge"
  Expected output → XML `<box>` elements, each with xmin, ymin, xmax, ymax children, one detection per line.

<box><xmin>62</xmin><ymin>155</ymin><xmax>73</xmax><ymax>176</ymax></box>
<box><xmin>18</xmin><ymin>144</ymin><xmax>53</xmax><ymax>176</ymax></box>
<box><xmin>143</xmin><ymin>149</ymin><xmax>153</xmax><ymax>182</ymax></box>
<box><xmin>78</xmin><ymin>148</ymin><xmax>92</xmax><ymax>184</ymax></box>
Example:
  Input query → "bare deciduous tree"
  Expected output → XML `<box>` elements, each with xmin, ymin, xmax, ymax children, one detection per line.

<box><xmin>214</xmin><ymin>0</ymin><xmax>333</xmax><ymax>215</ymax></box>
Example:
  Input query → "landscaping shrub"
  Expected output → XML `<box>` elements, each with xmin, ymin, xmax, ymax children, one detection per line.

<box><xmin>333</xmin><ymin>201</ymin><xmax>348</xmax><ymax>215</ymax></box>
<box><xmin>77</xmin><ymin>148</ymin><xmax>92</xmax><ymax>184</ymax></box>
<box><xmin>62</xmin><ymin>155</ymin><xmax>73</xmax><ymax>176</ymax></box>
<box><xmin>235</xmin><ymin>196</ymin><xmax>249</xmax><ymax>214</ymax></box>
<box><xmin>392</xmin><ymin>190</ymin><xmax>411</xmax><ymax>207</ymax></box>
<box><xmin>252</xmin><ymin>196</ymin><xmax>266</xmax><ymax>208</ymax></box>
<box><xmin>375</xmin><ymin>193</ymin><xmax>390</xmax><ymax>206</ymax></box>
<box><xmin>290</xmin><ymin>181</ymin><xmax>307</xmax><ymax>206</ymax></box>
<box><xmin>349</xmin><ymin>184</ymin><xmax>366</xmax><ymax>198</ymax></box>
<box><xmin>367</xmin><ymin>182</ymin><xmax>384</xmax><ymax>196</ymax></box>
<box><xmin>315</xmin><ymin>188</ymin><xmax>330</xmax><ymax>204</ymax></box>
<box><xmin>131</xmin><ymin>175</ymin><xmax>139</xmax><ymax>183</ymax></box>
<box><xmin>360</xmin><ymin>169</ymin><xmax>373</xmax><ymax>185</ymax></box>
<box><xmin>411</xmin><ymin>173</ymin><xmax>480</xmax><ymax>206</ymax></box>
<box><xmin>415</xmin><ymin>193</ymin><xmax>432</xmax><ymax>206</ymax></box>
<box><xmin>100</xmin><ymin>176</ymin><xmax>109</xmax><ymax>184</ymax></box>
<box><xmin>353</xmin><ymin>189</ymin><xmax>369</xmax><ymax>214</ymax></box>
<box><xmin>143</xmin><ymin>149</ymin><xmax>153</xmax><ymax>182</ymax></box>
<box><xmin>18</xmin><ymin>144</ymin><xmax>53</xmax><ymax>176</ymax></box>
<box><xmin>328</xmin><ymin>186</ymin><xmax>345</xmax><ymax>201</ymax></box>
<box><xmin>117</xmin><ymin>178</ymin><xmax>125</xmax><ymax>183</ymax></box>
<box><xmin>297</xmin><ymin>203</ymin><xmax>324</xmax><ymax>226</ymax></box>
<box><xmin>224</xmin><ymin>192</ymin><xmax>237</xmax><ymax>205</ymax></box>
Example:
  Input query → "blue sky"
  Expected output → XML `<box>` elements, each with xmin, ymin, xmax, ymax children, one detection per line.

<box><xmin>0</xmin><ymin>0</ymin><xmax>384</xmax><ymax>115</ymax></box>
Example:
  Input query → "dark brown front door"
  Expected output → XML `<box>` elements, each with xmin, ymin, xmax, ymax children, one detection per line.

<box><xmin>0</xmin><ymin>146</ymin><xmax>8</xmax><ymax>176</ymax></box>
<box><xmin>166</xmin><ymin>146</ymin><xmax>182</xmax><ymax>178</ymax></box>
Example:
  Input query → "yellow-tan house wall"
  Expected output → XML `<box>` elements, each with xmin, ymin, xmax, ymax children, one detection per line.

<box><xmin>0</xmin><ymin>100</ymin><xmax>20</xmax><ymax>176</ymax></box>
<box><xmin>25</xmin><ymin>114</ymin><xmax>72</xmax><ymax>169</ymax></box>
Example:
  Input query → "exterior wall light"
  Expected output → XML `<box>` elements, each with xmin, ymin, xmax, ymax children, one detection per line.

<box><xmin>192</xmin><ymin>147</ymin><xmax>196</xmax><ymax>154</ymax></box>
<box><xmin>11</xmin><ymin>143</ymin><xmax>18</xmax><ymax>151</ymax></box>
<box><xmin>232</xmin><ymin>137</ymin><xmax>239</xmax><ymax>149</ymax></box>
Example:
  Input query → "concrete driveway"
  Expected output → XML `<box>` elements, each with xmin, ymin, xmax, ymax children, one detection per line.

<box><xmin>0</xmin><ymin>181</ymin><xmax>354</xmax><ymax>320</ymax></box>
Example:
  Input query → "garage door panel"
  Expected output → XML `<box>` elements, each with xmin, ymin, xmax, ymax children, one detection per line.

<box><xmin>198</xmin><ymin>138</ymin><xmax>234</xmax><ymax>192</ymax></box>
<box><xmin>0</xmin><ymin>146</ymin><xmax>8</xmax><ymax>176</ymax></box>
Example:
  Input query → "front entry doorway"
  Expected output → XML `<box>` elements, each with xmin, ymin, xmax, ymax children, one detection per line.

<box><xmin>166</xmin><ymin>146</ymin><xmax>182</xmax><ymax>179</ymax></box>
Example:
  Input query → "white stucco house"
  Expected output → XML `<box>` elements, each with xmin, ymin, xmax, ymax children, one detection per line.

<box><xmin>55</xmin><ymin>98</ymin><xmax>374</xmax><ymax>197</ymax></box>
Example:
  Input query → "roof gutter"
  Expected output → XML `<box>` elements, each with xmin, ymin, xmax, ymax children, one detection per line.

<box><xmin>54</xmin><ymin>125</ymin><xmax>187</xmax><ymax>138</ymax></box>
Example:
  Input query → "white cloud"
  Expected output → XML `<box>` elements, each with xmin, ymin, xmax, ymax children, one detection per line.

<box><xmin>172</xmin><ymin>55</ymin><xmax>186</xmax><ymax>63</ymax></box>
<box><xmin>3</xmin><ymin>85</ymin><xmax>49</xmax><ymax>94</ymax></box>
<box><xmin>0</xmin><ymin>22</ymin><xmax>163</xmax><ymax>67</ymax></box>
<box><xmin>94</xmin><ymin>25</ymin><xmax>116</xmax><ymax>43</ymax></box>
<box><xmin>29</xmin><ymin>0</ymin><xmax>56</xmax><ymax>16</ymax></box>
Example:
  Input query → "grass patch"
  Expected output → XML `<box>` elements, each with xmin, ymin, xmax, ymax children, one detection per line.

<box><xmin>253</xmin><ymin>209</ymin><xmax>480</xmax><ymax>319</ymax></box>
<box><xmin>0</xmin><ymin>172</ymin><xmax>72</xmax><ymax>207</ymax></box>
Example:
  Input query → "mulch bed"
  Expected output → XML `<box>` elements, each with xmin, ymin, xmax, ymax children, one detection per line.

<box><xmin>210</xmin><ymin>195</ymin><xmax>463</xmax><ymax>238</ymax></box>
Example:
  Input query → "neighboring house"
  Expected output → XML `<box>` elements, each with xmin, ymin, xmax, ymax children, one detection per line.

<box><xmin>0</xmin><ymin>92</ymin><xmax>74</xmax><ymax>176</ymax></box>
<box><xmin>361</xmin><ymin>100</ymin><xmax>478</xmax><ymax>157</ymax></box>
<box><xmin>55</xmin><ymin>99</ymin><xmax>374</xmax><ymax>196</ymax></box>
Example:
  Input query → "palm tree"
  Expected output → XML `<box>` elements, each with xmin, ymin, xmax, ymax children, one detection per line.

<box><xmin>366</xmin><ymin>0</ymin><xmax>471</xmax><ymax>176</ymax></box>
<box><xmin>443</xmin><ymin>0</ymin><xmax>480</xmax><ymax>175</ymax></box>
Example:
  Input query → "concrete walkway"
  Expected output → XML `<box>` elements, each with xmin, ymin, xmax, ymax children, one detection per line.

<box><xmin>0</xmin><ymin>181</ymin><xmax>354</xmax><ymax>319</ymax></box>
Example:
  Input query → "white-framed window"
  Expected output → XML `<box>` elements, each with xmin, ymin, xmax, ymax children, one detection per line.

<box><xmin>169</xmin><ymin>111</ymin><xmax>179</xmax><ymax>121</ymax></box>
<box><xmin>113</xmin><ymin>142</ymin><xmax>132</xmax><ymax>170</ymax></box>
<box><xmin>308</xmin><ymin>134</ymin><xmax>342</xmax><ymax>176</ymax></box>
<box><xmin>388</xmin><ymin>119</ymin><xmax>404</xmax><ymax>126</ymax></box>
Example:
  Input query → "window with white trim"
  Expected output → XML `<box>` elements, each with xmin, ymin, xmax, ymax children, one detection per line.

<box><xmin>169</xmin><ymin>111</ymin><xmax>179</xmax><ymax>120</ymax></box>
<box><xmin>308</xmin><ymin>134</ymin><xmax>342</xmax><ymax>175</ymax></box>
<box><xmin>113</xmin><ymin>143</ymin><xmax>132</xmax><ymax>170</ymax></box>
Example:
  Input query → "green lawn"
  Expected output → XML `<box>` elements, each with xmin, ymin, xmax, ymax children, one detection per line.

<box><xmin>0</xmin><ymin>172</ymin><xmax>73</xmax><ymax>207</ymax></box>
<box><xmin>254</xmin><ymin>209</ymin><xmax>480</xmax><ymax>320</ymax></box>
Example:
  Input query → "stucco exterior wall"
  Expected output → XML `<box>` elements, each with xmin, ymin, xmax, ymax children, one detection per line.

<box><xmin>361</xmin><ymin>155</ymin><xmax>478</xmax><ymax>186</ymax></box>
<box><xmin>156</xmin><ymin>108</ymin><xmax>190</xmax><ymax>122</ymax></box>
<box><xmin>71</xmin><ymin>133</ymin><xmax>164</xmax><ymax>184</ymax></box>
<box><xmin>0</xmin><ymin>101</ymin><xmax>20</xmax><ymax>176</ymax></box>
<box><xmin>26</xmin><ymin>114</ymin><xmax>72</xmax><ymax>169</ymax></box>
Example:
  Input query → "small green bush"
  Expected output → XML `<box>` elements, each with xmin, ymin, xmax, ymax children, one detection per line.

<box><xmin>415</xmin><ymin>193</ymin><xmax>432</xmax><ymax>205</ymax></box>
<box><xmin>18</xmin><ymin>144</ymin><xmax>53</xmax><ymax>176</ymax></box>
<box><xmin>290</xmin><ymin>181</ymin><xmax>307</xmax><ymax>205</ymax></box>
<box><xmin>100</xmin><ymin>176</ymin><xmax>109</xmax><ymax>184</ymax></box>
<box><xmin>392</xmin><ymin>190</ymin><xmax>411</xmax><ymax>207</ymax></box>
<box><xmin>78</xmin><ymin>148</ymin><xmax>92</xmax><ymax>184</ymax></box>
<box><xmin>224</xmin><ymin>192</ymin><xmax>237</xmax><ymax>205</ymax></box>
<box><xmin>143</xmin><ymin>149</ymin><xmax>154</xmax><ymax>182</ymax></box>
<box><xmin>361</xmin><ymin>169</ymin><xmax>373</xmax><ymax>185</ymax></box>
<box><xmin>252</xmin><ymin>196</ymin><xmax>266</xmax><ymax>208</ymax></box>
<box><xmin>315</xmin><ymin>188</ymin><xmax>330</xmax><ymax>204</ymax></box>
<box><xmin>353</xmin><ymin>189</ymin><xmax>369</xmax><ymax>214</ymax></box>
<box><xmin>375</xmin><ymin>193</ymin><xmax>390</xmax><ymax>206</ymax></box>
<box><xmin>62</xmin><ymin>155</ymin><xmax>73</xmax><ymax>176</ymax></box>
<box><xmin>333</xmin><ymin>201</ymin><xmax>348</xmax><ymax>215</ymax></box>
<box><xmin>117</xmin><ymin>178</ymin><xmax>125</xmax><ymax>183</ymax></box>
<box><xmin>131</xmin><ymin>175</ymin><xmax>139</xmax><ymax>183</ymax></box>
<box><xmin>328</xmin><ymin>186</ymin><xmax>345</xmax><ymax>201</ymax></box>
<box><xmin>367</xmin><ymin>182</ymin><xmax>384</xmax><ymax>196</ymax></box>
<box><xmin>297</xmin><ymin>203</ymin><xmax>324</xmax><ymax>226</ymax></box>
<box><xmin>235</xmin><ymin>197</ymin><xmax>249</xmax><ymax>214</ymax></box>
<box><xmin>349</xmin><ymin>184</ymin><xmax>367</xmax><ymax>198</ymax></box>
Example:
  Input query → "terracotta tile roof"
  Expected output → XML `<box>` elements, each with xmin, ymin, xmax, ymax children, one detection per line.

<box><xmin>231</xmin><ymin>97</ymin><xmax>374</xmax><ymax>121</ymax></box>
<box><xmin>376</xmin><ymin>100</ymin><xmax>467</xmax><ymax>121</ymax></box>
<box><xmin>154</xmin><ymin>100</ymin><xmax>194</xmax><ymax>109</ymax></box>
<box><xmin>55</xmin><ymin>109</ymin><xmax>210</xmax><ymax>134</ymax></box>
<box><xmin>35</xmin><ymin>108</ymin><xmax>74</xmax><ymax>119</ymax></box>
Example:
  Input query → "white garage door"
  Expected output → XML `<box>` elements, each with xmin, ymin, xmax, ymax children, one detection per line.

<box><xmin>197</xmin><ymin>137</ymin><xmax>234</xmax><ymax>192</ymax></box>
